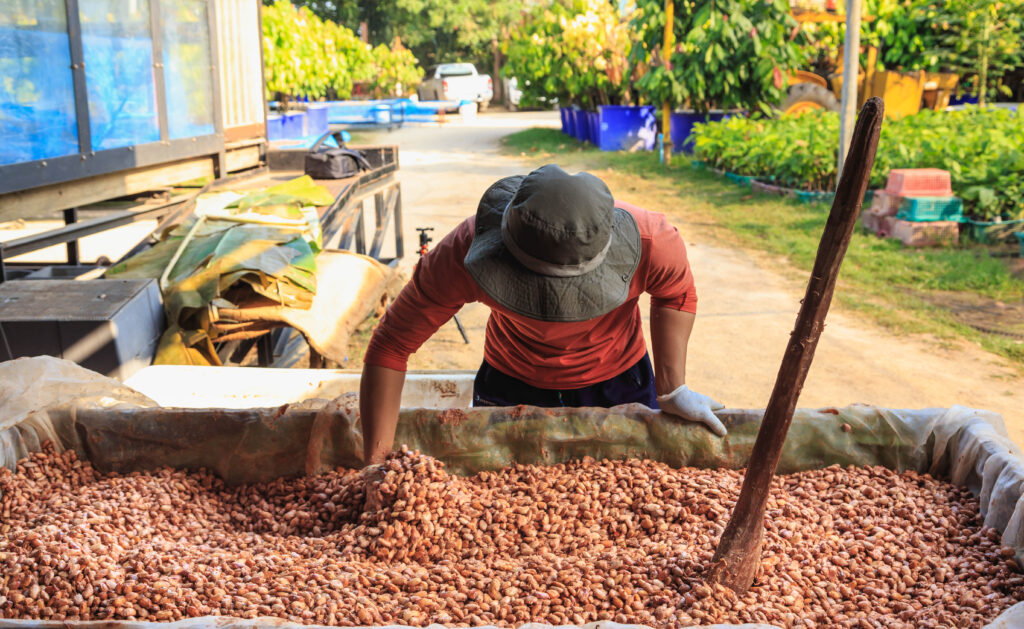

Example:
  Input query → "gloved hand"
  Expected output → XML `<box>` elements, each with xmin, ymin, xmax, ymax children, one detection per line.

<box><xmin>657</xmin><ymin>385</ymin><xmax>727</xmax><ymax>437</ymax></box>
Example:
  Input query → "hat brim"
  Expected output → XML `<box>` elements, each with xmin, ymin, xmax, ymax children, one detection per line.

<box><xmin>464</xmin><ymin>176</ymin><xmax>641</xmax><ymax>323</ymax></box>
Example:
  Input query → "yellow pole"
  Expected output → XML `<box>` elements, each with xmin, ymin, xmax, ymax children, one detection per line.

<box><xmin>662</xmin><ymin>0</ymin><xmax>674</xmax><ymax>164</ymax></box>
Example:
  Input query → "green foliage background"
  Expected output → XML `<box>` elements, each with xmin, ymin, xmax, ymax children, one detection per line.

<box><xmin>502</xmin><ymin>0</ymin><xmax>635</xmax><ymax>109</ymax></box>
<box><xmin>267</xmin><ymin>0</ymin><xmax>520</xmax><ymax>71</ymax></box>
<box><xmin>801</xmin><ymin>0</ymin><xmax>1024</xmax><ymax>102</ymax></box>
<box><xmin>629</xmin><ymin>0</ymin><xmax>807</xmax><ymax>113</ymax></box>
<box><xmin>262</xmin><ymin>0</ymin><xmax>422</xmax><ymax>100</ymax></box>
<box><xmin>691</xmin><ymin>107</ymin><xmax>1024</xmax><ymax>220</ymax></box>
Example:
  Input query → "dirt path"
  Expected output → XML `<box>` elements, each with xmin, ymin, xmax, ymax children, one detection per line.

<box><xmin>357</xmin><ymin>111</ymin><xmax>1024</xmax><ymax>448</ymax></box>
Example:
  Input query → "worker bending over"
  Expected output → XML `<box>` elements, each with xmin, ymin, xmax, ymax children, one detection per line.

<box><xmin>360</xmin><ymin>164</ymin><xmax>724</xmax><ymax>464</ymax></box>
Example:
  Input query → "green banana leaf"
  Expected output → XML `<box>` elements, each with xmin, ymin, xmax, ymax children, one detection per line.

<box><xmin>229</xmin><ymin>175</ymin><xmax>335</xmax><ymax>209</ymax></box>
<box><xmin>106</xmin><ymin>176</ymin><xmax>334</xmax><ymax>366</ymax></box>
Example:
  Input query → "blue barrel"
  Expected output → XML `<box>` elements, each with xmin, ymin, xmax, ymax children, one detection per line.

<box><xmin>560</xmin><ymin>107</ymin><xmax>571</xmax><ymax>135</ymax></box>
<box><xmin>670</xmin><ymin>111</ymin><xmax>730</xmax><ymax>154</ymax></box>
<box><xmin>572</xmin><ymin>109</ymin><xmax>589</xmax><ymax>141</ymax></box>
<box><xmin>587</xmin><ymin>111</ymin><xmax>600</xmax><ymax>145</ymax></box>
<box><xmin>949</xmin><ymin>94</ymin><xmax>980</xmax><ymax>106</ymax></box>
<box><xmin>306</xmin><ymin>105</ymin><xmax>328</xmax><ymax>137</ymax></box>
<box><xmin>597</xmin><ymin>105</ymin><xmax>657</xmax><ymax>152</ymax></box>
<box><xmin>267</xmin><ymin>114</ymin><xmax>307</xmax><ymax>141</ymax></box>
<box><xmin>268</xmin><ymin>112</ymin><xmax>306</xmax><ymax>140</ymax></box>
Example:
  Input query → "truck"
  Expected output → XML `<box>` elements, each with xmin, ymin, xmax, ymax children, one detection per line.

<box><xmin>417</xmin><ymin>63</ymin><xmax>493</xmax><ymax>111</ymax></box>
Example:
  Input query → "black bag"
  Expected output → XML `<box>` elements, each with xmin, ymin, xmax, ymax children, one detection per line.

<box><xmin>304</xmin><ymin>131</ymin><xmax>373</xmax><ymax>179</ymax></box>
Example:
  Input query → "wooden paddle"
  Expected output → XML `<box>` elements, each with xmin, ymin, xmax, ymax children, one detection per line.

<box><xmin>707</xmin><ymin>97</ymin><xmax>885</xmax><ymax>593</ymax></box>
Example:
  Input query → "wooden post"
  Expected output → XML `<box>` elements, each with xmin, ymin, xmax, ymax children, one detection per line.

<box><xmin>837</xmin><ymin>0</ymin><xmax>862</xmax><ymax>178</ymax></box>
<box><xmin>707</xmin><ymin>97</ymin><xmax>884</xmax><ymax>593</ymax></box>
<box><xmin>661</xmin><ymin>0</ymin><xmax>674</xmax><ymax>164</ymax></box>
<box><xmin>492</xmin><ymin>37</ymin><xmax>503</xmax><ymax>106</ymax></box>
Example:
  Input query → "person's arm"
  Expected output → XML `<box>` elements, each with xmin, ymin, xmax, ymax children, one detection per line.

<box><xmin>650</xmin><ymin>306</ymin><xmax>695</xmax><ymax>395</ymax></box>
<box><xmin>650</xmin><ymin>306</ymin><xmax>725</xmax><ymax>436</ymax></box>
<box><xmin>634</xmin><ymin>207</ymin><xmax>726</xmax><ymax>436</ymax></box>
<box><xmin>360</xmin><ymin>364</ymin><xmax>406</xmax><ymax>464</ymax></box>
<box><xmin>360</xmin><ymin>219</ymin><xmax>479</xmax><ymax>464</ymax></box>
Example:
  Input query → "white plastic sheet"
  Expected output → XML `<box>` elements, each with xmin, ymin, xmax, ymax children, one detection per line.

<box><xmin>0</xmin><ymin>356</ymin><xmax>155</xmax><ymax>471</ymax></box>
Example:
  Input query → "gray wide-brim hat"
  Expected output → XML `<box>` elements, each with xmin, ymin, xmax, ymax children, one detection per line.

<box><xmin>463</xmin><ymin>164</ymin><xmax>641</xmax><ymax>323</ymax></box>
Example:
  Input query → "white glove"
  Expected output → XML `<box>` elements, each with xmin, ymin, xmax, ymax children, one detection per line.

<box><xmin>657</xmin><ymin>385</ymin><xmax>727</xmax><ymax>437</ymax></box>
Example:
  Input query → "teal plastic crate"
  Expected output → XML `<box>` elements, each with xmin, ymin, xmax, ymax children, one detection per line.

<box><xmin>795</xmin><ymin>190</ymin><xmax>834</xmax><ymax>204</ymax></box>
<box><xmin>1015</xmin><ymin>231</ymin><xmax>1024</xmax><ymax>256</ymax></box>
<box><xmin>895</xmin><ymin>196</ymin><xmax>964</xmax><ymax>222</ymax></box>
<box><xmin>725</xmin><ymin>171</ymin><xmax>754</xmax><ymax>186</ymax></box>
<box><xmin>965</xmin><ymin>218</ymin><xmax>1024</xmax><ymax>244</ymax></box>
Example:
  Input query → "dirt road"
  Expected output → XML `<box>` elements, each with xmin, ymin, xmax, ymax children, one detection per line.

<box><xmin>357</xmin><ymin>111</ymin><xmax>1024</xmax><ymax>447</ymax></box>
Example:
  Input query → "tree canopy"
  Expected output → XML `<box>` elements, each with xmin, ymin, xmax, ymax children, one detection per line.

<box><xmin>266</xmin><ymin>0</ymin><xmax>522</xmax><ymax>69</ymax></box>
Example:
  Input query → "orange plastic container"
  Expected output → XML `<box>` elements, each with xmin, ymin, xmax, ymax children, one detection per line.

<box><xmin>885</xmin><ymin>168</ymin><xmax>953</xmax><ymax>197</ymax></box>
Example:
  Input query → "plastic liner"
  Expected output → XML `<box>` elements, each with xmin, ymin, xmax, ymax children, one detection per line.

<box><xmin>0</xmin><ymin>356</ymin><xmax>156</xmax><ymax>467</ymax></box>
<box><xmin>1</xmin><ymin>357</ymin><xmax>1022</xmax><ymax>628</ymax></box>
<box><xmin>19</xmin><ymin>403</ymin><xmax>1007</xmax><ymax>484</ymax></box>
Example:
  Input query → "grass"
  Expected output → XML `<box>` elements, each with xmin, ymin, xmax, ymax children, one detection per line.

<box><xmin>502</xmin><ymin>128</ymin><xmax>1024</xmax><ymax>365</ymax></box>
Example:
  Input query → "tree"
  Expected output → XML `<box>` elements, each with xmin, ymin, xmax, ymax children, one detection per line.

<box><xmin>264</xmin><ymin>0</ymin><xmax>521</xmax><ymax>101</ymax></box>
<box><xmin>504</xmin><ymin>0</ymin><xmax>635</xmax><ymax>109</ymax></box>
<box><xmin>931</xmin><ymin>0</ymin><xmax>1024</xmax><ymax>106</ymax></box>
<box><xmin>266</xmin><ymin>0</ymin><xmax>515</xmax><ymax>69</ymax></box>
<box><xmin>630</xmin><ymin>0</ymin><xmax>806</xmax><ymax>114</ymax></box>
<box><xmin>369</xmin><ymin>39</ymin><xmax>424</xmax><ymax>98</ymax></box>
<box><xmin>264</xmin><ymin>0</ymin><xmax>362</xmax><ymax>27</ymax></box>
<box><xmin>262</xmin><ymin>0</ymin><xmax>421</xmax><ymax>101</ymax></box>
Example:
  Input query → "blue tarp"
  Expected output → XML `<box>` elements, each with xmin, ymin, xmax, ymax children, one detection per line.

<box><xmin>263</xmin><ymin>98</ymin><xmax>475</xmax><ymax>129</ymax></box>
<box><xmin>269</xmin><ymin>134</ymin><xmax>341</xmax><ymax>150</ymax></box>
<box><xmin>324</xmin><ymin>98</ymin><xmax>472</xmax><ymax>126</ymax></box>
<box><xmin>0</xmin><ymin>26</ymin><xmax>79</xmax><ymax>165</ymax></box>
<box><xmin>1</xmin><ymin>7</ymin><xmax>218</xmax><ymax>168</ymax></box>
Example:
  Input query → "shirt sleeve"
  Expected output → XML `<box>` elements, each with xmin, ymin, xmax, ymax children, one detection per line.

<box><xmin>363</xmin><ymin>218</ymin><xmax>480</xmax><ymax>371</ymax></box>
<box><xmin>642</xmin><ymin>212</ymin><xmax>698</xmax><ymax>313</ymax></box>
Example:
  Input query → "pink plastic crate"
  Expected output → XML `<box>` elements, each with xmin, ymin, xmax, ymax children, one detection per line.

<box><xmin>885</xmin><ymin>169</ymin><xmax>953</xmax><ymax>197</ymax></box>
<box><xmin>888</xmin><ymin>218</ymin><xmax>959</xmax><ymax>247</ymax></box>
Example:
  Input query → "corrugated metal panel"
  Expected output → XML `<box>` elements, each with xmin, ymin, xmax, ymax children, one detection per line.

<box><xmin>215</xmin><ymin>0</ymin><xmax>265</xmax><ymax>135</ymax></box>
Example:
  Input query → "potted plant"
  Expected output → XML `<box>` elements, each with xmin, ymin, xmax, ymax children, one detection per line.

<box><xmin>505</xmin><ymin>0</ymin><xmax>641</xmax><ymax>149</ymax></box>
<box><xmin>930</xmin><ymin>0</ymin><xmax>1024</xmax><ymax>107</ymax></box>
<box><xmin>630</xmin><ymin>0</ymin><xmax>806</xmax><ymax>154</ymax></box>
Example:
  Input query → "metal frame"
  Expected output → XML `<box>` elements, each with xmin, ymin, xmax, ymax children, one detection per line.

<box><xmin>0</xmin><ymin>136</ymin><xmax>224</xmax><ymax>195</ymax></box>
<box><xmin>0</xmin><ymin>198</ymin><xmax>189</xmax><ymax>284</ymax></box>
<box><xmin>149</xmin><ymin>0</ymin><xmax>170</xmax><ymax>143</ymax></box>
<box><xmin>326</xmin><ymin>173</ymin><xmax>404</xmax><ymax>265</ymax></box>
<box><xmin>0</xmin><ymin>168</ymin><xmax>267</xmax><ymax>284</ymax></box>
<box><xmin>64</xmin><ymin>0</ymin><xmax>91</xmax><ymax>154</ymax></box>
<box><xmin>0</xmin><ymin>0</ymin><xmax>225</xmax><ymax>196</ymax></box>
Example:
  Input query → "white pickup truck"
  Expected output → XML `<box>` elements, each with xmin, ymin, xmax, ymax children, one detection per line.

<box><xmin>417</xmin><ymin>63</ymin><xmax>493</xmax><ymax>111</ymax></box>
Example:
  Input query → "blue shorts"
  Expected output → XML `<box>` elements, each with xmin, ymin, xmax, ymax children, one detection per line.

<box><xmin>472</xmin><ymin>353</ymin><xmax>659</xmax><ymax>409</ymax></box>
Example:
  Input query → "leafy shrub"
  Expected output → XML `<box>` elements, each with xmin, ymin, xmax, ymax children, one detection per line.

<box><xmin>503</xmin><ymin>0</ymin><xmax>635</xmax><ymax>109</ymax></box>
<box><xmin>262</xmin><ymin>1</ymin><xmax>420</xmax><ymax>101</ymax></box>
<box><xmin>367</xmin><ymin>41</ymin><xmax>424</xmax><ymax>98</ymax></box>
<box><xmin>800</xmin><ymin>0</ymin><xmax>945</xmax><ymax>75</ymax></box>
<box><xmin>629</xmin><ymin>0</ymin><xmax>807</xmax><ymax>113</ymax></box>
<box><xmin>692</xmin><ymin>107</ymin><xmax>1024</xmax><ymax>220</ymax></box>
<box><xmin>799</xmin><ymin>0</ymin><xmax>1024</xmax><ymax>102</ymax></box>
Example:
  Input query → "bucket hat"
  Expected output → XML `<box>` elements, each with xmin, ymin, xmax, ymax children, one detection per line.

<box><xmin>464</xmin><ymin>164</ymin><xmax>641</xmax><ymax>322</ymax></box>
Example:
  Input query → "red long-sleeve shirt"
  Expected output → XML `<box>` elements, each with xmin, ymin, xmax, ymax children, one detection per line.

<box><xmin>363</xmin><ymin>202</ymin><xmax>697</xmax><ymax>389</ymax></box>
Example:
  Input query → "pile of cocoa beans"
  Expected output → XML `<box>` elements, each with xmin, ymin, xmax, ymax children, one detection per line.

<box><xmin>1</xmin><ymin>443</ymin><xmax>1021</xmax><ymax>628</ymax></box>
